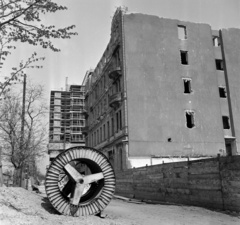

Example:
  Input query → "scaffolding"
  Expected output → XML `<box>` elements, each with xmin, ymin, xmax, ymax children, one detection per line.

<box><xmin>48</xmin><ymin>85</ymin><xmax>85</xmax><ymax>159</ymax></box>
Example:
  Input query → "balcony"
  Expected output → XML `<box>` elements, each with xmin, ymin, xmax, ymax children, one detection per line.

<box><xmin>109</xmin><ymin>92</ymin><xmax>122</xmax><ymax>109</ymax></box>
<box><xmin>108</xmin><ymin>66</ymin><xmax>122</xmax><ymax>80</ymax></box>
<box><xmin>71</xmin><ymin>138</ymin><xmax>85</xmax><ymax>143</ymax></box>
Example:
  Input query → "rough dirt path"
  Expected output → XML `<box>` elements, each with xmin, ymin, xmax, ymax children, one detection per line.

<box><xmin>0</xmin><ymin>187</ymin><xmax>239</xmax><ymax>225</ymax></box>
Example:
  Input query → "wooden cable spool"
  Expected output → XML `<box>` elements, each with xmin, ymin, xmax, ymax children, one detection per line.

<box><xmin>45</xmin><ymin>146</ymin><xmax>115</xmax><ymax>216</ymax></box>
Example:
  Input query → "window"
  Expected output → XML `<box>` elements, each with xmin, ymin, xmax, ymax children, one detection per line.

<box><xmin>183</xmin><ymin>78</ymin><xmax>192</xmax><ymax>94</ymax></box>
<box><xmin>216</xmin><ymin>59</ymin><xmax>224</xmax><ymax>70</ymax></box>
<box><xmin>178</xmin><ymin>25</ymin><xmax>187</xmax><ymax>39</ymax></box>
<box><xmin>91</xmin><ymin>133</ymin><xmax>94</xmax><ymax>147</ymax></box>
<box><xmin>185</xmin><ymin>111</ymin><xmax>195</xmax><ymax>128</ymax></box>
<box><xmin>116</xmin><ymin>112</ymin><xmax>119</xmax><ymax>131</ymax></box>
<box><xmin>222</xmin><ymin>116</ymin><xmax>230</xmax><ymax>129</ymax></box>
<box><xmin>115</xmin><ymin>79</ymin><xmax>121</xmax><ymax>92</ymax></box>
<box><xmin>119</xmin><ymin>148</ymin><xmax>123</xmax><ymax>170</ymax></box>
<box><xmin>94</xmin><ymin>132</ymin><xmax>96</xmax><ymax>146</ymax></box>
<box><xmin>219</xmin><ymin>87</ymin><xmax>227</xmax><ymax>98</ymax></box>
<box><xmin>111</xmin><ymin>117</ymin><xmax>114</xmax><ymax>136</ymax></box>
<box><xmin>103</xmin><ymin>124</ymin><xmax>106</xmax><ymax>140</ymax></box>
<box><xmin>116</xmin><ymin>111</ymin><xmax>122</xmax><ymax>131</ymax></box>
<box><xmin>119</xmin><ymin>110</ymin><xmax>122</xmax><ymax>130</ymax></box>
<box><xmin>213</xmin><ymin>36</ymin><xmax>220</xmax><ymax>47</ymax></box>
<box><xmin>104</xmin><ymin>98</ymin><xmax>107</xmax><ymax>111</ymax></box>
<box><xmin>97</xmin><ymin>130</ymin><xmax>99</xmax><ymax>144</ymax></box>
<box><xmin>107</xmin><ymin>121</ymin><xmax>110</xmax><ymax>138</ymax></box>
<box><xmin>180</xmin><ymin>51</ymin><xmax>188</xmax><ymax>65</ymax></box>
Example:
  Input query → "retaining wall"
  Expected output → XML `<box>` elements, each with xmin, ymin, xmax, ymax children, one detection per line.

<box><xmin>115</xmin><ymin>156</ymin><xmax>240</xmax><ymax>212</ymax></box>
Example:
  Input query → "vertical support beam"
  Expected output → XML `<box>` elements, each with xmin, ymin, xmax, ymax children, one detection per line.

<box><xmin>219</xmin><ymin>30</ymin><xmax>238</xmax><ymax>155</ymax></box>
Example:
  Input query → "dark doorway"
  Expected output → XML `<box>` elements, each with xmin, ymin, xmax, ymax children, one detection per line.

<box><xmin>225</xmin><ymin>143</ymin><xmax>232</xmax><ymax>156</ymax></box>
<box><xmin>225</xmin><ymin>138</ymin><xmax>236</xmax><ymax>156</ymax></box>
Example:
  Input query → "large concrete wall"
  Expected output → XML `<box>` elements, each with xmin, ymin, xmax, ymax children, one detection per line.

<box><xmin>123</xmin><ymin>13</ymin><xmax>225</xmax><ymax>157</ymax></box>
<box><xmin>115</xmin><ymin>156</ymin><xmax>240</xmax><ymax>212</ymax></box>
<box><xmin>221</xmin><ymin>28</ymin><xmax>240</xmax><ymax>152</ymax></box>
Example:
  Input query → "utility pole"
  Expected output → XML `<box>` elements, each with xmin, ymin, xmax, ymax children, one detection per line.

<box><xmin>20</xmin><ymin>74</ymin><xmax>26</xmax><ymax>187</ymax></box>
<box><xmin>0</xmin><ymin>147</ymin><xmax>3</xmax><ymax>187</ymax></box>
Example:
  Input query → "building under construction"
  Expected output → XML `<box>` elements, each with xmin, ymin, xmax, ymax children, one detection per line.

<box><xmin>48</xmin><ymin>85</ymin><xmax>85</xmax><ymax>161</ymax></box>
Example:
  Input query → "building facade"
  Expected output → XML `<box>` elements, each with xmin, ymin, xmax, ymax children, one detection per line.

<box><xmin>83</xmin><ymin>7</ymin><xmax>240</xmax><ymax>171</ymax></box>
<box><xmin>48</xmin><ymin>85</ymin><xmax>85</xmax><ymax>161</ymax></box>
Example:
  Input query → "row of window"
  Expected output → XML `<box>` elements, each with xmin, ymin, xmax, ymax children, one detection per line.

<box><xmin>50</xmin><ymin>113</ymin><xmax>85</xmax><ymax>120</ymax></box>
<box><xmin>180</xmin><ymin>50</ymin><xmax>224</xmax><ymax>71</ymax></box>
<box><xmin>88</xmin><ymin>80</ymin><xmax>122</xmax><ymax>125</ymax></box>
<box><xmin>52</xmin><ymin>127</ymin><xmax>83</xmax><ymax>132</ymax></box>
<box><xmin>50</xmin><ymin>121</ymin><xmax>85</xmax><ymax>127</ymax></box>
<box><xmin>178</xmin><ymin>25</ymin><xmax>221</xmax><ymax>48</ymax></box>
<box><xmin>87</xmin><ymin>47</ymin><xmax>121</xmax><ymax>108</ymax></box>
<box><xmin>88</xmin><ymin>80</ymin><xmax>121</xmax><ymax>121</ymax></box>
<box><xmin>185</xmin><ymin>111</ymin><xmax>230</xmax><ymax>129</ymax></box>
<box><xmin>183</xmin><ymin>78</ymin><xmax>227</xmax><ymax>98</ymax></box>
<box><xmin>50</xmin><ymin>134</ymin><xmax>85</xmax><ymax>142</ymax></box>
<box><xmin>89</xmin><ymin>109</ymin><xmax>123</xmax><ymax>147</ymax></box>
<box><xmin>178</xmin><ymin>25</ymin><xmax>224</xmax><ymax>71</ymax></box>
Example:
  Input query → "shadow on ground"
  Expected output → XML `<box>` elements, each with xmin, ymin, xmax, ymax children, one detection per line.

<box><xmin>41</xmin><ymin>197</ymin><xmax>61</xmax><ymax>215</ymax></box>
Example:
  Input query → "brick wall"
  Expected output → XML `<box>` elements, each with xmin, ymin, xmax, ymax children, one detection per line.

<box><xmin>115</xmin><ymin>155</ymin><xmax>240</xmax><ymax>212</ymax></box>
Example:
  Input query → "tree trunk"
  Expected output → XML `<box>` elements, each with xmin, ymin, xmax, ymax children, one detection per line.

<box><xmin>13</xmin><ymin>167</ymin><xmax>22</xmax><ymax>187</ymax></box>
<box><xmin>0</xmin><ymin>165</ymin><xmax>3</xmax><ymax>187</ymax></box>
<box><xmin>0</xmin><ymin>147</ymin><xmax>3</xmax><ymax>187</ymax></box>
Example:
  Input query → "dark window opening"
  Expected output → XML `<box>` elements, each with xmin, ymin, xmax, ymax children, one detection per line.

<box><xmin>180</xmin><ymin>51</ymin><xmax>188</xmax><ymax>65</ymax></box>
<box><xmin>216</xmin><ymin>59</ymin><xmax>224</xmax><ymax>70</ymax></box>
<box><xmin>111</xmin><ymin>117</ymin><xmax>114</xmax><ymax>136</ymax></box>
<box><xmin>213</xmin><ymin>36</ymin><xmax>220</xmax><ymax>47</ymax></box>
<box><xmin>107</xmin><ymin>121</ymin><xmax>110</xmax><ymax>139</ymax></box>
<box><xmin>119</xmin><ymin>110</ymin><xmax>122</xmax><ymax>130</ymax></box>
<box><xmin>186</xmin><ymin>111</ymin><xmax>195</xmax><ymax>128</ymax></box>
<box><xmin>116</xmin><ymin>112</ymin><xmax>119</xmax><ymax>131</ymax></box>
<box><xmin>183</xmin><ymin>79</ymin><xmax>192</xmax><ymax>93</ymax></box>
<box><xmin>222</xmin><ymin>116</ymin><xmax>230</xmax><ymax>129</ymax></box>
<box><xmin>178</xmin><ymin>25</ymin><xmax>187</xmax><ymax>39</ymax></box>
<box><xmin>219</xmin><ymin>87</ymin><xmax>227</xmax><ymax>98</ymax></box>
<box><xmin>97</xmin><ymin>130</ymin><xmax>99</xmax><ymax>144</ymax></box>
<box><xmin>103</xmin><ymin>124</ymin><xmax>106</xmax><ymax>140</ymax></box>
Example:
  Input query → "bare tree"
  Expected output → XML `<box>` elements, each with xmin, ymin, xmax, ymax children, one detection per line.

<box><xmin>0</xmin><ymin>82</ymin><xmax>48</xmax><ymax>186</ymax></box>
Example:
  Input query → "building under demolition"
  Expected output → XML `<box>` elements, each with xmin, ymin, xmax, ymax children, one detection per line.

<box><xmin>82</xmin><ymin>7</ymin><xmax>240</xmax><ymax>171</ymax></box>
<box><xmin>48</xmin><ymin>85</ymin><xmax>85</xmax><ymax>160</ymax></box>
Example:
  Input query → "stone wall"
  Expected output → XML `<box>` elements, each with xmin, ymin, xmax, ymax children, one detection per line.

<box><xmin>115</xmin><ymin>155</ymin><xmax>240</xmax><ymax>212</ymax></box>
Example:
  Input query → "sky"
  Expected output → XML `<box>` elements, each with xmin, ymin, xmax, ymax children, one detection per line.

<box><xmin>3</xmin><ymin>0</ymin><xmax>240</xmax><ymax>94</ymax></box>
<box><xmin>2</xmin><ymin>0</ymin><xmax>240</xmax><ymax>174</ymax></box>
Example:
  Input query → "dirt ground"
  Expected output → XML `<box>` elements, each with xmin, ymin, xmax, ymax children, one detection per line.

<box><xmin>0</xmin><ymin>187</ymin><xmax>239</xmax><ymax>225</ymax></box>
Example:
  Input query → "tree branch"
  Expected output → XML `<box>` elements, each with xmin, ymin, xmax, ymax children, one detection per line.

<box><xmin>0</xmin><ymin>0</ymin><xmax>41</xmax><ymax>28</ymax></box>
